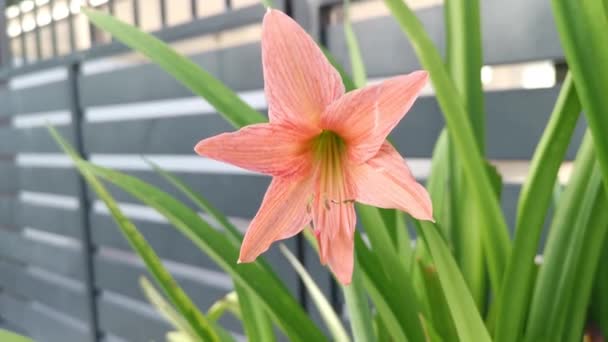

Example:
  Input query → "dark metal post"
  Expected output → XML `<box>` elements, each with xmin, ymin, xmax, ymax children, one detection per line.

<box><xmin>33</xmin><ymin>1</ymin><xmax>42</xmax><ymax>60</ymax></box>
<box><xmin>190</xmin><ymin>0</ymin><xmax>197</xmax><ymax>19</ymax></box>
<box><xmin>18</xmin><ymin>7</ymin><xmax>28</xmax><ymax>64</ymax></box>
<box><xmin>0</xmin><ymin>0</ymin><xmax>10</xmax><ymax>68</ymax></box>
<box><xmin>132</xmin><ymin>0</ymin><xmax>140</xmax><ymax>27</ymax></box>
<box><xmin>159</xmin><ymin>0</ymin><xmax>167</xmax><ymax>27</ymax></box>
<box><xmin>67</xmin><ymin>63</ymin><xmax>102</xmax><ymax>342</ymax></box>
<box><xmin>225</xmin><ymin>0</ymin><xmax>232</xmax><ymax>10</ymax></box>
<box><xmin>50</xmin><ymin>0</ymin><xmax>58</xmax><ymax>57</ymax></box>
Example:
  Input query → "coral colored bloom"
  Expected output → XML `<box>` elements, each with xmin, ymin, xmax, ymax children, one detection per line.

<box><xmin>195</xmin><ymin>9</ymin><xmax>433</xmax><ymax>284</ymax></box>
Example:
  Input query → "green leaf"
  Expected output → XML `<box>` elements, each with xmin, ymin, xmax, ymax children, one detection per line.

<box><xmin>147</xmin><ymin>160</ymin><xmax>277</xmax><ymax>341</ymax></box>
<box><xmin>61</xmin><ymin>158</ymin><xmax>327</xmax><ymax>341</ymax></box>
<box><xmin>354</xmin><ymin>234</ymin><xmax>426</xmax><ymax>342</ymax></box>
<box><xmin>233</xmin><ymin>283</ymin><xmax>276</xmax><ymax>342</ymax></box>
<box><xmin>280</xmin><ymin>245</ymin><xmax>351</xmax><ymax>342</ymax></box>
<box><xmin>417</xmin><ymin>261</ymin><xmax>458</xmax><ymax>342</ymax></box>
<box><xmin>550</xmin><ymin>0</ymin><xmax>608</xmax><ymax>196</ymax></box>
<box><xmin>343</xmin><ymin>0</ymin><xmax>367</xmax><ymax>87</ymax></box>
<box><xmin>526</xmin><ymin>132</ymin><xmax>595</xmax><ymax>341</ymax></box>
<box><xmin>383</xmin><ymin>0</ymin><xmax>510</xmax><ymax>293</ymax></box>
<box><xmin>558</xmin><ymin>168</ymin><xmax>608</xmax><ymax>342</ymax></box>
<box><xmin>494</xmin><ymin>73</ymin><xmax>581</xmax><ymax>342</ymax></box>
<box><xmin>83</xmin><ymin>9</ymin><xmax>265</xmax><ymax>129</ymax></box>
<box><xmin>342</xmin><ymin>262</ymin><xmax>375</xmax><ymax>342</ymax></box>
<box><xmin>591</xmin><ymin>239</ymin><xmax>608</xmax><ymax>341</ymax></box>
<box><xmin>49</xmin><ymin>128</ymin><xmax>221</xmax><ymax>342</ymax></box>
<box><xmin>0</xmin><ymin>330</ymin><xmax>33</xmax><ymax>342</ymax></box>
<box><xmin>206</xmin><ymin>291</ymin><xmax>240</xmax><ymax>321</ymax></box>
<box><xmin>415</xmin><ymin>221</ymin><xmax>492</xmax><ymax>342</ymax></box>
<box><xmin>140</xmin><ymin>277</ymin><xmax>203</xmax><ymax>340</ymax></box>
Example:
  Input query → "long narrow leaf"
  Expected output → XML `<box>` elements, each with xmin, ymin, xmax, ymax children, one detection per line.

<box><xmin>49</xmin><ymin>128</ymin><xmax>220</xmax><ymax>342</ymax></box>
<box><xmin>343</xmin><ymin>0</ymin><xmax>367</xmax><ymax>88</ymax></box>
<box><xmin>559</xmin><ymin>171</ymin><xmax>608</xmax><ymax>342</ymax></box>
<box><xmin>551</xmin><ymin>0</ymin><xmax>608</xmax><ymax>194</ymax></box>
<box><xmin>83</xmin><ymin>9</ymin><xmax>266</xmax><ymax>129</ymax></box>
<box><xmin>280</xmin><ymin>245</ymin><xmax>351</xmax><ymax>342</ymax></box>
<box><xmin>66</xmin><ymin>159</ymin><xmax>327</xmax><ymax>341</ymax></box>
<box><xmin>0</xmin><ymin>330</ymin><xmax>33</xmax><ymax>342</ymax></box>
<box><xmin>526</xmin><ymin>132</ymin><xmax>595</xmax><ymax>340</ymax></box>
<box><xmin>494</xmin><ymin>73</ymin><xmax>581</xmax><ymax>342</ymax></box>
<box><xmin>383</xmin><ymin>0</ymin><xmax>510</xmax><ymax>292</ymax></box>
<box><xmin>415</xmin><ymin>222</ymin><xmax>492</xmax><ymax>342</ymax></box>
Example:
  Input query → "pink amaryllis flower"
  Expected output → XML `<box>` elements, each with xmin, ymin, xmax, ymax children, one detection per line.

<box><xmin>195</xmin><ymin>9</ymin><xmax>433</xmax><ymax>284</ymax></box>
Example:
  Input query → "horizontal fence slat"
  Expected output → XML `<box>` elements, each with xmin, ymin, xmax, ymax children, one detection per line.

<box><xmin>0</xmin><ymin>197</ymin><xmax>18</xmax><ymax>226</ymax></box>
<box><xmin>326</xmin><ymin>0</ymin><xmax>561</xmax><ymax>78</ymax></box>
<box><xmin>18</xmin><ymin>204</ymin><xmax>81</xmax><ymax>239</ymax></box>
<box><xmin>91</xmin><ymin>213</ymin><xmax>222</xmax><ymax>271</ymax></box>
<box><xmin>19</xmin><ymin>167</ymin><xmax>80</xmax><ymax>196</ymax></box>
<box><xmin>0</xmin><ymin>126</ymin><xmax>74</xmax><ymax>153</ymax></box>
<box><xmin>0</xmin><ymin>88</ymin><xmax>11</xmax><ymax>117</ymax></box>
<box><xmin>83</xmin><ymin>86</ymin><xmax>584</xmax><ymax>159</ymax></box>
<box><xmin>95</xmin><ymin>171</ymin><xmax>269</xmax><ymax>219</ymax></box>
<box><xmin>81</xmin><ymin>43</ymin><xmax>264</xmax><ymax>107</ymax></box>
<box><xmin>97</xmin><ymin>295</ymin><xmax>171</xmax><ymax>342</ymax></box>
<box><xmin>0</xmin><ymin>260</ymin><xmax>89</xmax><ymax>320</ymax></box>
<box><xmin>83</xmin><ymin>114</ymin><xmax>235</xmax><ymax>155</ymax></box>
<box><xmin>0</xmin><ymin>162</ymin><xmax>17</xmax><ymax>193</ymax></box>
<box><xmin>0</xmin><ymin>293</ymin><xmax>89</xmax><ymax>342</ymax></box>
<box><xmin>9</xmin><ymin>80</ymin><xmax>70</xmax><ymax>115</ymax></box>
<box><xmin>94</xmin><ymin>254</ymin><xmax>232</xmax><ymax>310</ymax></box>
<box><xmin>0</xmin><ymin>229</ymin><xmax>84</xmax><ymax>280</ymax></box>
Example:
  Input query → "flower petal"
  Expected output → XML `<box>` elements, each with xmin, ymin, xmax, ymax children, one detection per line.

<box><xmin>194</xmin><ymin>123</ymin><xmax>317</xmax><ymax>178</ymax></box>
<box><xmin>326</xmin><ymin>228</ymin><xmax>355</xmax><ymax>285</ymax></box>
<box><xmin>321</xmin><ymin>71</ymin><xmax>428</xmax><ymax>163</ymax></box>
<box><xmin>353</xmin><ymin>143</ymin><xmax>434</xmax><ymax>221</ymax></box>
<box><xmin>239</xmin><ymin>177</ymin><xmax>312</xmax><ymax>263</ymax></box>
<box><xmin>262</xmin><ymin>9</ymin><xmax>344</xmax><ymax>129</ymax></box>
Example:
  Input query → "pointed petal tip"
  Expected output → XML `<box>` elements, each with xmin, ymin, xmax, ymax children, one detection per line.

<box><xmin>236</xmin><ymin>258</ymin><xmax>242</xmax><ymax>264</ymax></box>
<box><xmin>193</xmin><ymin>139</ymin><xmax>210</xmax><ymax>156</ymax></box>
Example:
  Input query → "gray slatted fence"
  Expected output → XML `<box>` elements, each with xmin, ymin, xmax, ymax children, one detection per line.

<box><xmin>0</xmin><ymin>0</ymin><xmax>585</xmax><ymax>341</ymax></box>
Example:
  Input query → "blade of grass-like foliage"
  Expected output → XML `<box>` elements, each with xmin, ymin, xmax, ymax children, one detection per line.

<box><xmin>343</xmin><ymin>0</ymin><xmax>367</xmax><ymax>88</ymax></box>
<box><xmin>207</xmin><ymin>291</ymin><xmax>241</xmax><ymax>321</ymax></box>
<box><xmin>260</xmin><ymin>0</ymin><xmax>274</xmax><ymax>8</ymax></box>
<box><xmin>145</xmin><ymin>159</ymin><xmax>242</xmax><ymax>244</ymax></box>
<box><xmin>139</xmin><ymin>276</ymin><xmax>234</xmax><ymax>342</ymax></box>
<box><xmin>51</xmin><ymin>131</ymin><xmax>327</xmax><ymax>342</ymax></box>
<box><xmin>415</xmin><ymin>221</ymin><xmax>492</xmax><ymax>342</ymax></box>
<box><xmin>444</xmin><ymin>0</ymin><xmax>486</xmax><ymax>307</ymax></box>
<box><xmin>383</xmin><ymin>0</ymin><xmax>510</xmax><ymax>293</ymax></box>
<box><xmin>417</xmin><ymin>261</ymin><xmax>458</xmax><ymax>341</ymax></box>
<box><xmin>83</xmin><ymin>9</ymin><xmax>265</xmax><ymax>129</ymax></box>
<box><xmin>354</xmin><ymin>234</ymin><xmax>420</xmax><ymax>341</ymax></box>
<box><xmin>342</xmin><ymin>266</ymin><xmax>375</xmax><ymax>342</ymax></box>
<box><xmin>77</xmin><ymin>163</ymin><xmax>325</xmax><ymax>341</ymax></box>
<box><xmin>147</xmin><ymin>160</ymin><xmax>277</xmax><ymax>341</ymax></box>
<box><xmin>426</xmin><ymin>131</ymin><xmax>450</xmax><ymax>234</ymax></box>
<box><xmin>591</xmin><ymin>241</ymin><xmax>608</xmax><ymax>340</ymax></box>
<box><xmin>140</xmin><ymin>277</ymin><xmax>204</xmax><ymax>341</ymax></box>
<box><xmin>526</xmin><ymin>132</ymin><xmax>595</xmax><ymax>341</ymax></box>
<box><xmin>304</xmin><ymin>226</ymin><xmax>375</xmax><ymax>342</ymax></box>
<box><xmin>0</xmin><ymin>330</ymin><xmax>33</xmax><ymax>342</ymax></box>
<box><xmin>551</xmin><ymin>0</ymin><xmax>608</xmax><ymax>194</ymax></box>
<box><xmin>494</xmin><ymin>73</ymin><xmax>581</xmax><ymax>342</ymax></box>
<box><xmin>280</xmin><ymin>245</ymin><xmax>351</xmax><ymax>342</ymax></box>
<box><xmin>49</xmin><ymin>128</ymin><xmax>220</xmax><ymax>342</ymax></box>
<box><xmin>233</xmin><ymin>283</ymin><xmax>276</xmax><ymax>342</ymax></box>
<box><xmin>560</xmin><ymin>173</ymin><xmax>608</xmax><ymax>342</ymax></box>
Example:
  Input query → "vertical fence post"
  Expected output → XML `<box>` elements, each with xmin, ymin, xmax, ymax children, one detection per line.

<box><xmin>0</xmin><ymin>0</ymin><xmax>9</xmax><ymax>69</ymax></box>
<box><xmin>289</xmin><ymin>0</ymin><xmax>344</xmax><ymax>314</ymax></box>
<box><xmin>67</xmin><ymin>62</ymin><xmax>102</xmax><ymax>342</ymax></box>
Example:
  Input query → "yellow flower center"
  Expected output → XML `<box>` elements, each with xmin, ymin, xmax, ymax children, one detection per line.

<box><xmin>309</xmin><ymin>130</ymin><xmax>353</xmax><ymax>213</ymax></box>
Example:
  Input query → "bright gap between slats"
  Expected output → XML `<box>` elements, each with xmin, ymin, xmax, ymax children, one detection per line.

<box><xmin>98</xmin><ymin>246</ymin><xmax>233</xmax><ymax>289</ymax></box>
<box><xmin>16</xmin><ymin>153</ymin><xmax>575</xmax><ymax>186</ymax></box>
